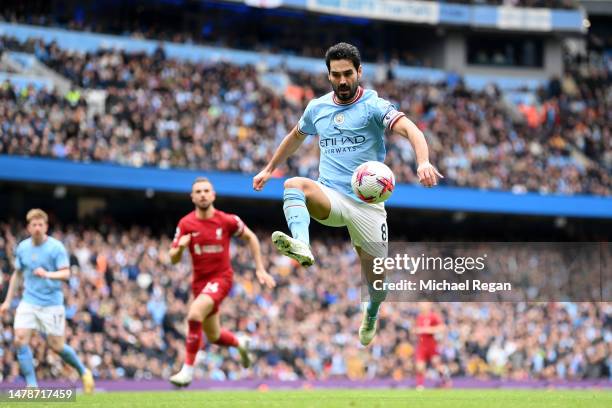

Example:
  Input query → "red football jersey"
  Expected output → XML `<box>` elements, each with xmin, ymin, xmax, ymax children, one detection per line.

<box><xmin>172</xmin><ymin>209</ymin><xmax>245</xmax><ymax>281</ymax></box>
<box><xmin>416</xmin><ymin>311</ymin><xmax>442</xmax><ymax>346</ymax></box>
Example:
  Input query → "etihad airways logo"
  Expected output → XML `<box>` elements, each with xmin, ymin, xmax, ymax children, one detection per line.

<box><xmin>320</xmin><ymin>135</ymin><xmax>366</xmax><ymax>154</ymax></box>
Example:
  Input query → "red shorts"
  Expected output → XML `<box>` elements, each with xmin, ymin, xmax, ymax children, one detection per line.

<box><xmin>415</xmin><ymin>342</ymin><xmax>438</xmax><ymax>363</ymax></box>
<box><xmin>192</xmin><ymin>272</ymin><xmax>233</xmax><ymax>317</ymax></box>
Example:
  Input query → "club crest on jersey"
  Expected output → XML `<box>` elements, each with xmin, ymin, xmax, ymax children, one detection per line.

<box><xmin>334</xmin><ymin>113</ymin><xmax>344</xmax><ymax>125</ymax></box>
<box><xmin>216</xmin><ymin>228</ymin><xmax>223</xmax><ymax>240</ymax></box>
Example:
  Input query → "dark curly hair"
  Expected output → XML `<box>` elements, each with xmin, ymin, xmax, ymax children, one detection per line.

<box><xmin>325</xmin><ymin>43</ymin><xmax>361</xmax><ymax>72</ymax></box>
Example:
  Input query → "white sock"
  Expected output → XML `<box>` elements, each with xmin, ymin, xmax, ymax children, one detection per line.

<box><xmin>182</xmin><ymin>364</ymin><xmax>195</xmax><ymax>376</ymax></box>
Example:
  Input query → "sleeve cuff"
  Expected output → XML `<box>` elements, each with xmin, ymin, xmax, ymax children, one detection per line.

<box><xmin>388</xmin><ymin>113</ymin><xmax>405</xmax><ymax>130</ymax></box>
<box><xmin>233</xmin><ymin>224</ymin><xmax>245</xmax><ymax>237</ymax></box>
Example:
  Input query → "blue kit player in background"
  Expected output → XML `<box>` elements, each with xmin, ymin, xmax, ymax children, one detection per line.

<box><xmin>0</xmin><ymin>209</ymin><xmax>94</xmax><ymax>393</ymax></box>
<box><xmin>253</xmin><ymin>43</ymin><xmax>443</xmax><ymax>346</ymax></box>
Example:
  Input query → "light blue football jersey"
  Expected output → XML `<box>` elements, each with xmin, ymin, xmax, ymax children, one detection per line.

<box><xmin>14</xmin><ymin>236</ymin><xmax>69</xmax><ymax>306</ymax></box>
<box><xmin>297</xmin><ymin>87</ymin><xmax>404</xmax><ymax>201</ymax></box>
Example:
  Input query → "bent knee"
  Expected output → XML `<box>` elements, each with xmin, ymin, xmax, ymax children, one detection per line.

<box><xmin>48</xmin><ymin>340</ymin><xmax>65</xmax><ymax>353</ymax></box>
<box><xmin>187</xmin><ymin>311</ymin><xmax>205</xmax><ymax>322</ymax></box>
<box><xmin>284</xmin><ymin>177</ymin><xmax>307</xmax><ymax>190</ymax></box>
<box><xmin>188</xmin><ymin>296</ymin><xmax>214</xmax><ymax>320</ymax></box>
<box><xmin>50</xmin><ymin>344</ymin><xmax>64</xmax><ymax>354</ymax></box>
<box><xmin>285</xmin><ymin>177</ymin><xmax>320</xmax><ymax>199</ymax></box>
<box><xmin>14</xmin><ymin>336</ymin><xmax>28</xmax><ymax>348</ymax></box>
<box><xmin>204</xmin><ymin>329</ymin><xmax>220</xmax><ymax>343</ymax></box>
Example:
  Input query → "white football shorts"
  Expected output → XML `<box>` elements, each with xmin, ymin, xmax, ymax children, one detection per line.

<box><xmin>313</xmin><ymin>182</ymin><xmax>388</xmax><ymax>259</ymax></box>
<box><xmin>14</xmin><ymin>301</ymin><xmax>66</xmax><ymax>337</ymax></box>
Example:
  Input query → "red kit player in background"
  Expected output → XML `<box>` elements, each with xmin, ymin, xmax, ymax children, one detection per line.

<box><xmin>415</xmin><ymin>302</ymin><xmax>450</xmax><ymax>389</ymax></box>
<box><xmin>169</xmin><ymin>177</ymin><xmax>276</xmax><ymax>387</ymax></box>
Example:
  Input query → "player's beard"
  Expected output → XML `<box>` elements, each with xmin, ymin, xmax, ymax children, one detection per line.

<box><xmin>31</xmin><ymin>231</ymin><xmax>46</xmax><ymax>243</ymax></box>
<box><xmin>196</xmin><ymin>202</ymin><xmax>211</xmax><ymax>211</ymax></box>
<box><xmin>332</xmin><ymin>81</ymin><xmax>359</xmax><ymax>102</ymax></box>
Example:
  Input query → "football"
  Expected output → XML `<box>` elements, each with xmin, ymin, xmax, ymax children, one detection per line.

<box><xmin>351</xmin><ymin>161</ymin><xmax>395</xmax><ymax>204</ymax></box>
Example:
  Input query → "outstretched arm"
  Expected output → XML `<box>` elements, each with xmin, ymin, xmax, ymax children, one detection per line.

<box><xmin>238</xmin><ymin>227</ymin><xmax>276</xmax><ymax>288</ymax></box>
<box><xmin>391</xmin><ymin>116</ymin><xmax>443</xmax><ymax>187</ymax></box>
<box><xmin>253</xmin><ymin>126</ymin><xmax>307</xmax><ymax>191</ymax></box>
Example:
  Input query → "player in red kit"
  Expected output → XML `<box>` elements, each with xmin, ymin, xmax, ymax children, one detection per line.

<box><xmin>414</xmin><ymin>302</ymin><xmax>449</xmax><ymax>389</ymax></box>
<box><xmin>169</xmin><ymin>177</ymin><xmax>276</xmax><ymax>387</ymax></box>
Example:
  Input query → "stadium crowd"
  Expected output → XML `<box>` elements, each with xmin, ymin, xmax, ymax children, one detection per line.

<box><xmin>454</xmin><ymin>0</ymin><xmax>578</xmax><ymax>8</ymax></box>
<box><xmin>1</xmin><ymin>0</ymin><xmax>582</xmax><ymax>62</ymax></box>
<box><xmin>1</xmin><ymin>221</ymin><xmax>610</xmax><ymax>382</ymax></box>
<box><xmin>0</xmin><ymin>34</ymin><xmax>610</xmax><ymax>196</ymax></box>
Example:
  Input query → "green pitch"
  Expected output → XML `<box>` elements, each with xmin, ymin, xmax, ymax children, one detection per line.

<box><xmin>7</xmin><ymin>389</ymin><xmax>612</xmax><ymax>408</ymax></box>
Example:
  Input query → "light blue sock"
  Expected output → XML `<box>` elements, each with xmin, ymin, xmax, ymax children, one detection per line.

<box><xmin>366</xmin><ymin>282</ymin><xmax>387</xmax><ymax>318</ymax></box>
<box><xmin>59</xmin><ymin>345</ymin><xmax>86</xmax><ymax>376</ymax></box>
<box><xmin>366</xmin><ymin>300</ymin><xmax>381</xmax><ymax>318</ymax></box>
<box><xmin>17</xmin><ymin>345</ymin><xmax>37</xmax><ymax>387</ymax></box>
<box><xmin>283</xmin><ymin>188</ymin><xmax>310</xmax><ymax>245</ymax></box>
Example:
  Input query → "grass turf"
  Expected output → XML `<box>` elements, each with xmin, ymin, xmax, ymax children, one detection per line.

<box><xmin>4</xmin><ymin>389</ymin><xmax>611</xmax><ymax>408</ymax></box>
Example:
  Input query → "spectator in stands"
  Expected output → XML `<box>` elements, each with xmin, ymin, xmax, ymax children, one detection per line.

<box><xmin>0</xmin><ymin>220</ymin><xmax>610</xmax><ymax>382</ymax></box>
<box><xmin>0</xmin><ymin>35</ymin><xmax>609</xmax><ymax>196</ymax></box>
